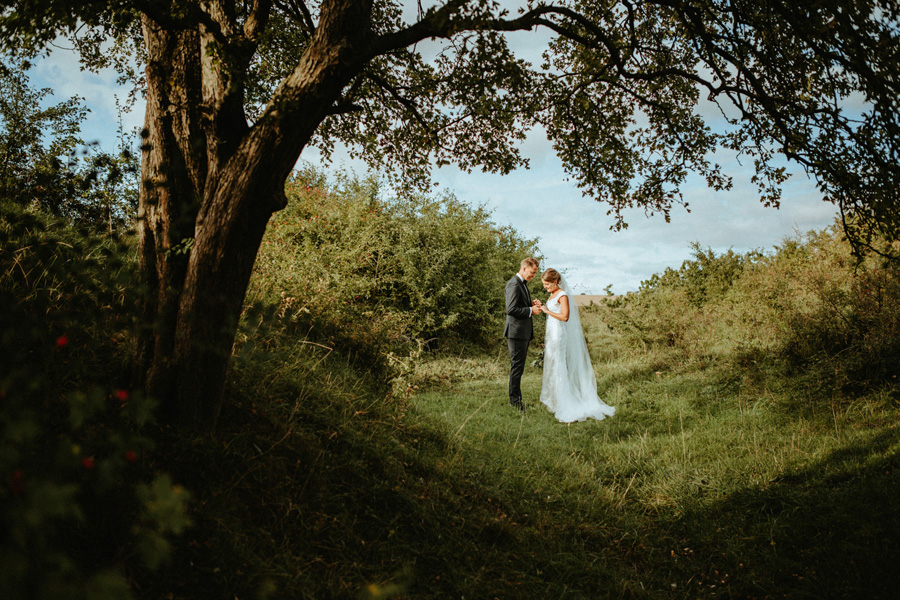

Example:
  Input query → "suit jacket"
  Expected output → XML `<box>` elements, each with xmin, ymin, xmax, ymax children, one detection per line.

<box><xmin>504</xmin><ymin>275</ymin><xmax>534</xmax><ymax>340</ymax></box>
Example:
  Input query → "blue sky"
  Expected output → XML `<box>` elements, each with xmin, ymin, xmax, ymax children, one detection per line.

<box><xmin>30</xmin><ymin>25</ymin><xmax>839</xmax><ymax>294</ymax></box>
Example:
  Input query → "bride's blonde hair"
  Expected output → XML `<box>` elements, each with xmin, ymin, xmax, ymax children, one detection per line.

<box><xmin>542</xmin><ymin>268</ymin><xmax>562</xmax><ymax>285</ymax></box>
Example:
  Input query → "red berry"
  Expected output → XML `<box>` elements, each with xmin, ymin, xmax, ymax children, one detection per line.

<box><xmin>8</xmin><ymin>470</ymin><xmax>25</xmax><ymax>495</ymax></box>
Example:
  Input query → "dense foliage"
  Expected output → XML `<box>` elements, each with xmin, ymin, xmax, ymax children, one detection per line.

<box><xmin>595</xmin><ymin>225</ymin><xmax>900</xmax><ymax>394</ymax></box>
<box><xmin>0</xmin><ymin>58</ymin><xmax>138</xmax><ymax>231</ymax></box>
<box><xmin>0</xmin><ymin>202</ymin><xmax>188</xmax><ymax>600</ymax></box>
<box><xmin>246</xmin><ymin>167</ymin><xmax>540</xmax><ymax>370</ymax></box>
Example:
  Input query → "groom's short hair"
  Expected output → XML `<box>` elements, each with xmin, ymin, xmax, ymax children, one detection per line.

<box><xmin>520</xmin><ymin>257</ymin><xmax>539</xmax><ymax>269</ymax></box>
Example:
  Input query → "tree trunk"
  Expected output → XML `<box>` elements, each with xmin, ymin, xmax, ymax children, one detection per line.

<box><xmin>168</xmin><ymin>139</ymin><xmax>287</xmax><ymax>425</ymax></box>
<box><xmin>134</xmin><ymin>0</ymin><xmax>372</xmax><ymax>429</ymax></box>
<box><xmin>134</xmin><ymin>16</ymin><xmax>206</xmax><ymax>422</ymax></box>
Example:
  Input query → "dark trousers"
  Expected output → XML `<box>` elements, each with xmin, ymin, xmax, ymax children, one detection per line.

<box><xmin>507</xmin><ymin>337</ymin><xmax>530</xmax><ymax>403</ymax></box>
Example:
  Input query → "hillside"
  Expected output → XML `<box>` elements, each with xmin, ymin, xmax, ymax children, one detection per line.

<box><xmin>572</xmin><ymin>294</ymin><xmax>620</xmax><ymax>306</ymax></box>
<box><xmin>2</xmin><ymin>198</ymin><xmax>899</xmax><ymax>599</ymax></box>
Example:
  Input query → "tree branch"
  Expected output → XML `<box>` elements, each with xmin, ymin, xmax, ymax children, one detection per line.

<box><xmin>244</xmin><ymin>0</ymin><xmax>273</xmax><ymax>42</ymax></box>
<box><xmin>272</xmin><ymin>0</ymin><xmax>316</xmax><ymax>31</ymax></box>
<box><xmin>365</xmin><ymin>71</ymin><xmax>435</xmax><ymax>139</ymax></box>
<box><xmin>131</xmin><ymin>0</ymin><xmax>228</xmax><ymax>45</ymax></box>
<box><xmin>325</xmin><ymin>99</ymin><xmax>363</xmax><ymax>115</ymax></box>
<box><xmin>293</xmin><ymin>0</ymin><xmax>316</xmax><ymax>33</ymax></box>
<box><xmin>370</xmin><ymin>0</ymin><xmax>479</xmax><ymax>55</ymax></box>
<box><xmin>373</xmin><ymin>3</ymin><xmax>726</xmax><ymax>98</ymax></box>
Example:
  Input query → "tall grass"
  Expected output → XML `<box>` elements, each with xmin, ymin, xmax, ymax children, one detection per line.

<box><xmin>4</xmin><ymin>188</ymin><xmax>898</xmax><ymax>599</ymax></box>
<box><xmin>392</xmin><ymin>226</ymin><xmax>900</xmax><ymax>597</ymax></box>
<box><xmin>405</xmin><ymin>335</ymin><xmax>899</xmax><ymax>597</ymax></box>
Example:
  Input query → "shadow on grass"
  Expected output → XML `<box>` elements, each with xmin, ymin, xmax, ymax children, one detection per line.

<box><xmin>136</xmin><ymin>378</ymin><xmax>645</xmax><ymax>599</ymax></box>
<box><xmin>133</xmin><ymin>349</ymin><xmax>900</xmax><ymax>600</ymax></box>
<box><xmin>671</xmin><ymin>426</ymin><xmax>900</xmax><ymax>598</ymax></box>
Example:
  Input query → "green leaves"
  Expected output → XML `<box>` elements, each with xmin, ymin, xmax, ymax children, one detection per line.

<box><xmin>3</xmin><ymin>0</ymin><xmax>899</xmax><ymax>245</ymax></box>
<box><xmin>249</xmin><ymin>166</ymin><xmax>540</xmax><ymax>358</ymax></box>
<box><xmin>0</xmin><ymin>57</ymin><xmax>139</xmax><ymax>230</ymax></box>
<box><xmin>134</xmin><ymin>474</ymin><xmax>192</xmax><ymax>570</ymax></box>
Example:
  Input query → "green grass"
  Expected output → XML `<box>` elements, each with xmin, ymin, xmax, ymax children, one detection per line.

<box><xmin>401</xmin><ymin>344</ymin><xmax>900</xmax><ymax>599</ymax></box>
<box><xmin>131</xmin><ymin>331</ymin><xmax>900</xmax><ymax>599</ymax></box>
<box><xmin>4</xmin><ymin>203</ymin><xmax>898</xmax><ymax>599</ymax></box>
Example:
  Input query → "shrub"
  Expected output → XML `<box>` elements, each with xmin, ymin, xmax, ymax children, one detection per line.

<box><xmin>640</xmin><ymin>242</ymin><xmax>760</xmax><ymax>307</ymax></box>
<box><xmin>246</xmin><ymin>166</ymin><xmax>541</xmax><ymax>376</ymax></box>
<box><xmin>598</xmin><ymin>222</ymin><xmax>900</xmax><ymax>395</ymax></box>
<box><xmin>741</xmin><ymin>226</ymin><xmax>900</xmax><ymax>390</ymax></box>
<box><xmin>0</xmin><ymin>201</ymin><xmax>189</xmax><ymax>599</ymax></box>
<box><xmin>600</xmin><ymin>244</ymin><xmax>761</xmax><ymax>363</ymax></box>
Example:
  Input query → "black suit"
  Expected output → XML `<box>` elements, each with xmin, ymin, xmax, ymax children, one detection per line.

<box><xmin>504</xmin><ymin>274</ymin><xmax>533</xmax><ymax>408</ymax></box>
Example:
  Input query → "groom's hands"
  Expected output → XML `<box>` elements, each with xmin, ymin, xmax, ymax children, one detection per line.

<box><xmin>531</xmin><ymin>299</ymin><xmax>542</xmax><ymax>315</ymax></box>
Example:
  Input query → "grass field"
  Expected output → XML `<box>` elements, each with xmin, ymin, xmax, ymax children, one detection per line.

<box><xmin>134</xmin><ymin>306</ymin><xmax>900</xmax><ymax>599</ymax></box>
<box><xmin>4</xmin><ymin>201</ymin><xmax>898</xmax><ymax>599</ymax></box>
<box><xmin>394</xmin><ymin>337</ymin><xmax>900</xmax><ymax>599</ymax></box>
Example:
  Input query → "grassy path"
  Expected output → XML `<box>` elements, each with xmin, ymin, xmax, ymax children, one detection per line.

<box><xmin>403</xmin><ymin>354</ymin><xmax>900</xmax><ymax>598</ymax></box>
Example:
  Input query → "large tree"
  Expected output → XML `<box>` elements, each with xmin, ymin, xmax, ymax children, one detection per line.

<box><xmin>1</xmin><ymin>0</ymin><xmax>897</xmax><ymax>427</ymax></box>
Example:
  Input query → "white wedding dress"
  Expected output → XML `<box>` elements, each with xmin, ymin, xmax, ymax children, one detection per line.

<box><xmin>540</xmin><ymin>278</ymin><xmax>615</xmax><ymax>423</ymax></box>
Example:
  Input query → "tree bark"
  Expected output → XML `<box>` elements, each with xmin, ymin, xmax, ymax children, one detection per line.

<box><xmin>169</xmin><ymin>136</ymin><xmax>287</xmax><ymax>425</ymax></box>
<box><xmin>134</xmin><ymin>15</ymin><xmax>206</xmax><ymax>421</ymax></box>
<box><xmin>134</xmin><ymin>0</ymin><xmax>372</xmax><ymax>428</ymax></box>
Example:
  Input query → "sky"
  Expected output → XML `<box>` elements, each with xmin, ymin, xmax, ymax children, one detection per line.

<box><xmin>27</xmin><ymin>18</ymin><xmax>840</xmax><ymax>295</ymax></box>
<box><xmin>423</xmin><ymin>133</ymin><xmax>836</xmax><ymax>295</ymax></box>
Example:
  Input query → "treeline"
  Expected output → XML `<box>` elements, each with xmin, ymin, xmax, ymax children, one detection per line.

<box><xmin>594</xmin><ymin>229</ymin><xmax>900</xmax><ymax>395</ymax></box>
<box><xmin>243</xmin><ymin>166</ymin><xmax>540</xmax><ymax>381</ymax></box>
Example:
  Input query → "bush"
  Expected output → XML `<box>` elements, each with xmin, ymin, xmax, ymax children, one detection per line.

<box><xmin>639</xmin><ymin>242</ymin><xmax>760</xmax><ymax>306</ymax></box>
<box><xmin>600</xmin><ymin>244</ymin><xmax>760</xmax><ymax>362</ymax></box>
<box><xmin>246</xmin><ymin>166</ymin><xmax>541</xmax><ymax>376</ymax></box>
<box><xmin>597</xmin><ymin>222</ymin><xmax>900</xmax><ymax>395</ymax></box>
<box><xmin>738</xmin><ymin>227</ymin><xmax>900</xmax><ymax>390</ymax></box>
<box><xmin>0</xmin><ymin>201</ymin><xmax>189</xmax><ymax>599</ymax></box>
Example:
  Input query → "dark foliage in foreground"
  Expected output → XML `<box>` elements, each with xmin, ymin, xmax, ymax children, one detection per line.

<box><xmin>2</xmin><ymin>199</ymin><xmax>898</xmax><ymax>599</ymax></box>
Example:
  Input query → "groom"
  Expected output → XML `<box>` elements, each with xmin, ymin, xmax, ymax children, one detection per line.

<box><xmin>504</xmin><ymin>257</ymin><xmax>541</xmax><ymax>412</ymax></box>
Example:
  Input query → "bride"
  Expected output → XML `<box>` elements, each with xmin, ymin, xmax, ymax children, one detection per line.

<box><xmin>539</xmin><ymin>268</ymin><xmax>615</xmax><ymax>423</ymax></box>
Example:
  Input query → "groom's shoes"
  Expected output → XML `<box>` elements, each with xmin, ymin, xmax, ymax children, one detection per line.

<box><xmin>509</xmin><ymin>398</ymin><xmax>526</xmax><ymax>413</ymax></box>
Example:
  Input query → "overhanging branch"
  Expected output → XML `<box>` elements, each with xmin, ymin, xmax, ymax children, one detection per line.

<box><xmin>366</xmin><ymin>72</ymin><xmax>431</xmax><ymax>132</ymax></box>
<box><xmin>131</xmin><ymin>0</ymin><xmax>228</xmax><ymax>45</ymax></box>
<box><xmin>244</xmin><ymin>0</ymin><xmax>273</xmax><ymax>42</ymax></box>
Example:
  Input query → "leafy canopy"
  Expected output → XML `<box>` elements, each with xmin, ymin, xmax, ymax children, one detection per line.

<box><xmin>0</xmin><ymin>56</ymin><xmax>139</xmax><ymax>229</ymax></box>
<box><xmin>1</xmin><ymin>0</ymin><xmax>897</xmax><ymax>246</ymax></box>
